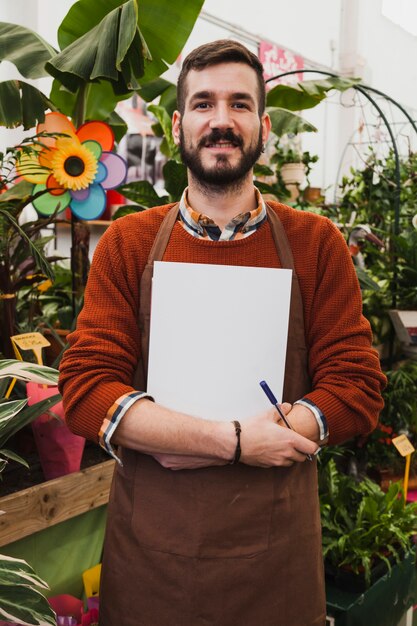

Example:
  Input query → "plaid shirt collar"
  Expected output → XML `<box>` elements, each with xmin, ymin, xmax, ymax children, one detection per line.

<box><xmin>178</xmin><ymin>187</ymin><xmax>267</xmax><ymax>241</ymax></box>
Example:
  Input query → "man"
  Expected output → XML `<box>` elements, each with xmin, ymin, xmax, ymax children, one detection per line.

<box><xmin>59</xmin><ymin>40</ymin><xmax>386</xmax><ymax>626</ymax></box>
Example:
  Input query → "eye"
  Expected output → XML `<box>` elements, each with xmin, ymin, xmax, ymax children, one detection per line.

<box><xmin>194</xmin><ymin>102</ymin><xmax>211</xmax><ymax>110</ymax></box>
<box><xmin>232</xmin><ymin>102</ymin><xmax>249</xmax><ymax>110</ymax></box>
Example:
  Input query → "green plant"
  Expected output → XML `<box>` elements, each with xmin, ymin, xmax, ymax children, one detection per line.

<box><xmin>328</xmin><ymin>148</ymin><xmax>417</xmax><ymax>353</ymax></box>
<box><xmin>319</xmin><ymin>459</ymin><xmax>417</xmax><ymax>586</ymax></box>
<box><xmin>0</xmin><ymin>360</ymin><xmax>61</xmax><ymax>625</ymax></box>
<box><xmin>254</xmin><ymin>139</ymin><xmax>319</xmax><ymax>202</ymax></box>
<box><xmin>0</xmin><ymin>360</ymin><xmax>60</xmax><ymax>473</ymax></box>
<box><xmin>0</xmin><ymin>138</ymin><xmax>66</xmax><ymax>358</ymax></box>
<box><xmin>0</xmin><ymin>0</ymin><xmax>204</xmax><ymax>134</ymax></box>
<box><xmin>16</xmin><ymin>261</ymin><xmax>76</xmax><ymax>331</ymax></box>
<box><xmin>0</xmin><ymin>554</ymin><xmax>56</xmax><ymax>626</ymax></box>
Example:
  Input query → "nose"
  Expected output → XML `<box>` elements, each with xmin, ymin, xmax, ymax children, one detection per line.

<box><xmin>209</xmin><ymin>104</ymin><xmax>234</xmax><ymax>130</ymax></box>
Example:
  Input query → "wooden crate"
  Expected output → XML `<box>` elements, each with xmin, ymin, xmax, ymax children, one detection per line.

<box><xmin>0</xmin><ymin>460</ymin><xmax>115</xmax><ymax>547</ymax></box>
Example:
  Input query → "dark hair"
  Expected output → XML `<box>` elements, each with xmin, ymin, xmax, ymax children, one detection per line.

<box><xmin>177</xmin><ymin>39</ymin><xmax>266</xmax><ymax>117</ymax></box>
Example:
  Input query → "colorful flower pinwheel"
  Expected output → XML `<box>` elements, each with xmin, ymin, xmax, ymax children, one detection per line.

<box><xmin>17</xmin><ymin>112</ymin><xmax>127</xmax><ymax>220</ymax></box>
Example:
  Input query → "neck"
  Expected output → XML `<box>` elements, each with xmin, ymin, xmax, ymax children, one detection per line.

<box><xmin>186</xmin><ymin>172</ymin><xmax>257</xmax><ymax>230</ymax></box>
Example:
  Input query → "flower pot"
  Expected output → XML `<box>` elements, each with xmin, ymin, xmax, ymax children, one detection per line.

<box><xmin>325</xmin><ymin>547</ymin><xmax>407</xmax><ymax>593</ymax></box>
<box><xmin>280</xmin><ymin>162</ymin><xmax>306</xmax><ymax>186</ymax></box>
<box><xmin>26</xmin><ymin>382</ymin><xmax>85</xmax><ymax>480</ymax></box>
<box><xmin>303</xmin><ymin>186</ymin><xmax>322</xmax><ymax>204</ymax></box>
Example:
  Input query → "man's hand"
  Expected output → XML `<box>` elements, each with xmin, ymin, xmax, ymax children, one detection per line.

<box><xmin>239</xmin><ymin>403</ymin><xmax>318</xmax><ymax>468</ymax></box>
<box><xmin>153</xmin><ymin>403</ymin><xmax>318</xmax><ymax>470</ymax></box>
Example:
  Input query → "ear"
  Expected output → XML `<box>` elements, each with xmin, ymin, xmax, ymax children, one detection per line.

<box><xmin>261</xmin><ymin>112</ymin><xmax>271</xmax><ymax>145</ymax></box>
<box><xmin>172</xmin><ymin>110</ymin><xmax>181</xmax><ymax>146</ymax></box>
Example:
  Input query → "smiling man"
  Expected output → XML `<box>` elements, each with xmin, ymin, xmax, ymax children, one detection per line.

<box><xmin>59</xmin><ymin>40</ymin><xmax>386</xmax><ymax>626</ymax></box>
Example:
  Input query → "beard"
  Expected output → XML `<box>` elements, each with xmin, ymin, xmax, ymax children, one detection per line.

<box><xmin>179</xmin><ymin>126</ymin><xmax>263</xmax><ymax>192</ymax></box>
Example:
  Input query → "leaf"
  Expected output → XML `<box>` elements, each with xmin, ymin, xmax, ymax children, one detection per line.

<box><xmin>0</xmin><ymin>555</ymin><xmax>55</xmax><ymax>625</ymax></box>
<box><xmin>267</xmin><ymin>84</ymin><xmax>323</xmax><ymax>111</ymax></box>
<box><xmin>0</xmin><ymin>208</ymin><xmax>54</xmax><ymax>281</ymax></box>
<box><xmin>117</xmin><ymin>180</ymin><xmax>166</xmax><ymax>207</ymax></box>
<box><xmin>106</xmin><ymin>110</ymin><xmax>128</xmax><ymax>143</ymax></box>
<box><xmin>0</xmin><ymin>394</ymin><xmax>61</xmax><ymax>446</ymax></box>
<box><xmin>163</xmin><ymin>160</ymin><xmax>188</xmax><ymax>202</ymax></box>
<box><xmin>266</xmin><ymin>76</ymin><xmax>362</xmax><ymax>111</ymax></box>
<box><xmin>0</xmin><ymin>447</ymin><xmax>29</xmax><ymax>467</ymax></box>
<box><xmin>57</xmin><ymin>0</ymin><xmax>203</xmax><ymax>85</ymax></box>
<box><xmin>0</xmin><ymin>360</ymin><xmax>59</xmax><ymax>385</ymax></box>
<box><xmin>133</xmin><ymin>0</ymin><xmax>205</xmax><ymax>84</ymax></box>
<box><xmin>253</xmin><ymin>163</ymin><xmax>274</xmax><ymax>177</ymax></box>
<box><xmin>355</xmin><ymin>266</ymin><xmax>381</xmax><ymax>291</ymax></box>
<box><xmin>46</xmin><ymin>0</ymin><xmax>149</xmax><ymax>94</ymax></box>
<box><xmin>267</xmin><ymin>107</ymin><xmax>317</xmax><ymax>137</ymax></box>
<box><xmin>0</xmin><ymin>22</ymin><xmax>56</xmax><ymax>79</ymax></box>
<box><xmin>147</xmin><ymin>104</ymin><xmax>179</xmax><ymax>160</ymax></box>
<box><xmin>112</xmin><ymin>205</ymin><xmax>147</xmax><ymax>219</ymax></box>
<box><xmin>138</xmin><ymin>77</ymin><xmax>174</xmax><ymax>102</ymax></box>
<box><xmin>0</xmin><ymin>81</ymin><xmax>54</xmax><ymax>130</ymax></box>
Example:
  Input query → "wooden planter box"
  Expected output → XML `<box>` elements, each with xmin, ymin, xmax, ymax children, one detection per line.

<box><xmin>0</xmin><ymin>459</ymin><xmax>115</xmax><ymax>547</ymax></box>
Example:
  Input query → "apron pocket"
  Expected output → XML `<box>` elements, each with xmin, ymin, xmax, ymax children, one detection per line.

<box><xmin>131</xmin><ymin>455</ymin><xmax>274</xmax><ymax>558</ymax></box>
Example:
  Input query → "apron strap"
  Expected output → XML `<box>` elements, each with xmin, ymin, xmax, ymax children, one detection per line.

<box><xmin>134</xmin><ymin>204</ymin><xmax>180</xmax><ymax>389</ymax></box>
<box><xmin>265</xmin><ymin>204</ymin><xmax>310</xmax><ymax>400</ymax></box>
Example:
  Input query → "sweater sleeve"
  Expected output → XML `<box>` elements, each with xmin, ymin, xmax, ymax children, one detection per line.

<box><xmin>58</xmin><ymin>221</ymin><xmax>144</xmax><ymax>441</ymax></box>
<box><xmin>302</xmin><ymin>218</ymin><xmax>386</xmax><ymax>445</ymax></box>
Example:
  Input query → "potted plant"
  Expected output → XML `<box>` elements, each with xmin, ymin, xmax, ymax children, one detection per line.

<box><xmin>319</xmin><ymin>458</ymin><xmax>417</xmax><ymax>592</ymax></box>
<box><xmin>0</xmin><ymin>359</ymin><xmax>63</xmax><ymax>626</ymax></box>
<box><xmin>0</xmin><ymin>138</ymin><xmax>66</xmax><ymax>359</ymax></box>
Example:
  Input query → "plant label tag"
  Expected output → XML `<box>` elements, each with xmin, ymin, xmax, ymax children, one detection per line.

<box><xmin>11</xmin><ymin>332</ymin><xmax>51</xmax><ymax>366</ymax></box>
<box><xmin>392</xmin><ymin>434</ymin><xmax>415</xmax><ymax>457</ymax></box>
<box><xmin>11</xmin><ymin>333</ymin><xmax>50</xmax><ymax>351</ymax></box>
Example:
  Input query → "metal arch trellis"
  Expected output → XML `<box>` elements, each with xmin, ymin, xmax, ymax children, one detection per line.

<box><xmin>265</xmin><ymin>69</ymin><xmax>417</xmax><ymax>309</ymax></box>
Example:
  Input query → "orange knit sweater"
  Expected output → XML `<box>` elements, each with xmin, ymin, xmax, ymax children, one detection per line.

<box><xmin>59</xmin><ymin>201</ymin><xmax>386</xmax><ymax>445</ymax></box>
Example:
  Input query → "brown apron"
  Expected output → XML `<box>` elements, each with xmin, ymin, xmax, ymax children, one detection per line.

<box><xmin>100</xmin><ymin>205</ymin><xmax>326</xmax><ymax>626</ymax></box>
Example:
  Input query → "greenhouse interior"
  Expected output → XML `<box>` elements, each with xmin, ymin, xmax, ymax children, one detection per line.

<box><xmin>1</xmin><ymin>1</ymin><xmax>417</xmax><ymax>625</ymax></box>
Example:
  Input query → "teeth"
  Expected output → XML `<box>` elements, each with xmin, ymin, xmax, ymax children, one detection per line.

<box><xmin>208</xmin><ymin>142</ymin><xmax>234</xmax><ymax>148</ymax></box>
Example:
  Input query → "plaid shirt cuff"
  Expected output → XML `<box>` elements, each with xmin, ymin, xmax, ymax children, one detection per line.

<box><xmin>99</xmin><ymin>391</ymin><xmax>154</xmax><ymax>464</ymax></box>
<box><xmin>294</xmin><ymin>398</ymin><xmax>329</xmax><ymax>441</ymax></box>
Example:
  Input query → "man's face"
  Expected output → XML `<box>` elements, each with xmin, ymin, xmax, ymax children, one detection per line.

<box><xmin>172</xmin><ymin>63</ymin><xmax>271</xmax><ymax>188</ymax></box>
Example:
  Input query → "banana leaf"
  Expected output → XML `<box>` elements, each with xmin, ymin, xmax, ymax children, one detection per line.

<box><xmin>0</xmin><ymin>81</ymin><xmax>54</xmax><ymax>129</ymax></box>
<box><xmin>47</xmin><ymin>0</ymin><xmax>149</xmax><ymax>94</ymax></box>
<box><xmin>267</xmin><ymin>106</ymin><xmax>317</xmax><ymax>137</ymax></box>
<box><xmin>0</xmin><ymin>23</ymin><xmax>56</xmax><ymax>79</ymax></box>
<box><xmin>267</xmin><ymin>76</ymin><xmax>362</xmax><ymax>111</ymax></box>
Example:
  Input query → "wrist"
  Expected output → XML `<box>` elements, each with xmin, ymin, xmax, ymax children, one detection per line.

<box><xmin>287</xmin><ymin>404</ymin><xmax>320</xmax><ymax>442</ymax></box>
<box><xmin>216</xmin><ymin>421</ymin><xmax>238</xmax><ymax>462</ymax></box>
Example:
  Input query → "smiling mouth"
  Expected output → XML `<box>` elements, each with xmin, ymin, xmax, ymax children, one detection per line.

<box><xmin>205</xmin><ymin>141</ymin><xmax>238</xmax><ymax>149</ymax></box>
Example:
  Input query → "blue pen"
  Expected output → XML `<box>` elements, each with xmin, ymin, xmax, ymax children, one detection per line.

<box><xmin>259</xmin><ymin>380</ymin><xmax>314</xmax><ymax>462</ymax></box>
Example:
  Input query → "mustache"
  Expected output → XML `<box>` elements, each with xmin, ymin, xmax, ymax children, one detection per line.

<box><xmin>197</xmin><ymin>129</ymin><xmax>244</xmax><ymax>149</ymax></box>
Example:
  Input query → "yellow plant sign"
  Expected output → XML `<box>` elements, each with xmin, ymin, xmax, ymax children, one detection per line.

<box><xmin>392</xmin><ymin>434</ymin><xmax>415</xmax><ymax>457</ymax></box>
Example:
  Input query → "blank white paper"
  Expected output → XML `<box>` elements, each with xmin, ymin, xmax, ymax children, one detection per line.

<box><xmin>147</xmin><ymin>261</ymin><xmax>292</xmax><ymax>422</ymax></box>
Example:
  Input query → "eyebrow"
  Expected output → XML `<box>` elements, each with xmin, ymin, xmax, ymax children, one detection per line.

<box><xmin>188</xmin><ymin>91</ymin><xmax>256</xmax><ymax>106</ymax></box>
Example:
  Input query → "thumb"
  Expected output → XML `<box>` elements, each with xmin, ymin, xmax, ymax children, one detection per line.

<box><xmin>280</xmin><ymin>402</ymin><xmax>292</xmax><ymax>415</ymax></box>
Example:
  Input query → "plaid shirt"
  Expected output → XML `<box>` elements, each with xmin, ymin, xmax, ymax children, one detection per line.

<box><xmin>100</xmin><ymin>189</ymin><xmax>328</xmax><ymax>462</ymax></box>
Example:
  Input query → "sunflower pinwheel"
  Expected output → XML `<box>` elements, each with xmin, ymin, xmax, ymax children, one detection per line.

<box><xmin>17</xmin><ymin>112</ymin><xmax>127</xmax><ymax>220</ymax></box>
